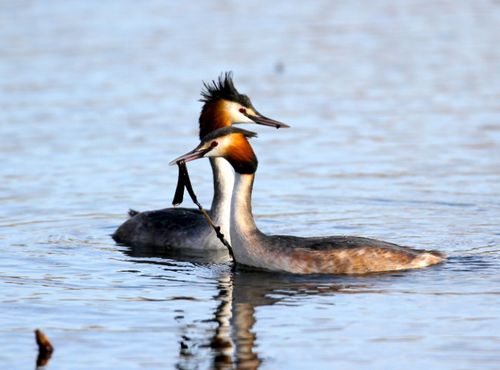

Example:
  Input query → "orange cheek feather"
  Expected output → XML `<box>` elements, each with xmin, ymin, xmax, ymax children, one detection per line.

<box><xmin>199</xmin><ymin>101</ymin><xmax>233</xmax><ymax>138</ymax></box>
<box><xmin>226</xmin><ymin>135</ymin><xmax>255</xmax><ymax>164</ymax></box>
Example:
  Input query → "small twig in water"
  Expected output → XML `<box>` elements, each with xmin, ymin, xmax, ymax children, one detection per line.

<box><xmin>172</xmin><ymin>159</ymin><xmax>186</xmax><ymax>207</ymax></box>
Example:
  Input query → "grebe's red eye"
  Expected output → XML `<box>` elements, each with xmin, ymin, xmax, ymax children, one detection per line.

<box><xmin>239</xmin><ymin>108</ymin><xmax>247</xmax><ymax>114</ymax></box>
<box><xmin>211</xmin><ymin>141</ymin><xmax>218</xmax><ymax>148</ymax></box>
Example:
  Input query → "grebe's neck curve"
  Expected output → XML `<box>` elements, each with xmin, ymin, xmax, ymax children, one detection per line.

<box><xmin>230</xmin><ymin>172</ymin><xmax>271</xmax><ymax>267</ymax></box>
<box><xmin>231</xmin><ymin>173</ymin><xmax>258</xmax><ymax>233</ymax></box>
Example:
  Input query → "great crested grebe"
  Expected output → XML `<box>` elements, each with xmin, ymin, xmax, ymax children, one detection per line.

<box><xmin>113</xmin><ymin>73</ymin><xmax>289</xmax><ymax>250</ymax></box>
<box><xmin>171</xmin><ymin>127</ymin><xmax>445</xmax><ymax>274</ymax></box>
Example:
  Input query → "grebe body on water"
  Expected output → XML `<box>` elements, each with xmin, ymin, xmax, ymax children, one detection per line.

<box><xmin>113</xmin><ymin>73</ymin><xmax>289</xmax><ymax>251</ymax></box>
<box><xmin>171</xmin><ymin>127</ymin><xmax>445</xmax><ymax>274</ymax></box>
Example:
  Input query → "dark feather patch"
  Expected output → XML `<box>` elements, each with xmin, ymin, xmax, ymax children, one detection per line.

<box><xmin>200</xmin><ymin>72</ymin><xmax>254</xmax><ymax>108</ymax></box>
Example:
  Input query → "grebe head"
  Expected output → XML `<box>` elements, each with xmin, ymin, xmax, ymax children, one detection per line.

<box><xmin>171</xmin><ymin>127</ymin><xmax>258</xmax><ymax>174</ymax></box>
<box><xmin>198</xmin><ymin>72</ymin><xmax>289</xmax><ymax>139</ymax></box>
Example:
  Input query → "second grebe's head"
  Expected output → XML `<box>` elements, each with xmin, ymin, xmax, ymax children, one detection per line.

<box><xmin>171</xmin><ymin>127</ymin><xmax>258</xmax><ymax>174</ymax></box>
<box><xmin>198</xmin><ymin>72</ymin><xmax>289</xmax><ymax>139</ymax></box>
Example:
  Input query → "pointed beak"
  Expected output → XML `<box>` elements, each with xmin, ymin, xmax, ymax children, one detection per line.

<box><xmin>246</xmin><ymin>112</ymin><xmax>290</xmax><ymax>129</ymax></box>
<box><xmin>169</xmin><ymin>147</ymin><xmax>210</xmax><ymax>166</ymax></box>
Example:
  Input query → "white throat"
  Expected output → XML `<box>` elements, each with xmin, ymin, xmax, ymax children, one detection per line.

<box><xmin>210</xmin><ymin>157</ymin><xmax>234</xmax><ymax>243</ymax></box>
<box><xmin>230</xmin><ymin>172</ymin><xmax>262</xmax><ymax>264</ymax></box>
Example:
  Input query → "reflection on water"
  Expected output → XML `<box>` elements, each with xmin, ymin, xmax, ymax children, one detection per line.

<box><xmin>123</xmin><ymin>246</ymin><xmax>260</xmax><ymax>369</ymax></box>
<box><xmin>125</xmin><ymin>245</ymin><xmax>353</xmax><ymax>370</ymax></box>
<box><xmin>119</xmin><ymin>243</ymin><xmax>500</xmax><ymax>369</ymax></box>
<box><xmin>212</xmin><ymin>270</ymin><xmax>352</xmax><ymax>370</ymax></box>
<box><xmin>128</xmin><ymin>245</ymin><xmax>469</xmax><ymax>369</ymax></box>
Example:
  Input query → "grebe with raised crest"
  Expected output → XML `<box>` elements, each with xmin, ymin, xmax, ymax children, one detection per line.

<box><xmin>113</xmin><ymin>73</ymin><xmax>289</xmax><ymax>251</ymax></box>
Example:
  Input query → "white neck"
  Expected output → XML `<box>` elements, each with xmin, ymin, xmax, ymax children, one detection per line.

<box><xmin>209</xmin><ymin>157</ymin><xmax>234</xmax><ymax>241</ymax></box>
<box><xmin>230</xmin><ymin>172</ymin><xmax>266</xmax><ymax>265</ymax></box>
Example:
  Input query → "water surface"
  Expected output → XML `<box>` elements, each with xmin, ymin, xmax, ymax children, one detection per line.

<box><xmin>1</xmin><ymin>1</ymin><xmax>499</xmax><ymax>369</ymax></box>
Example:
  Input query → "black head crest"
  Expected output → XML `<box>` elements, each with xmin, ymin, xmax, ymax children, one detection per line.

<box><xmin>200</xmin><ymin>72</ymin><xmax>254</xmax><ymax>108</ymax></box>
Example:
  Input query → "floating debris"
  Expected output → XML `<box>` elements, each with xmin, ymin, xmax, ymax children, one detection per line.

<box><xmin>35</xmin><ymin>329</ymin><xmax>54</xmax><ymax>367</ymax></box>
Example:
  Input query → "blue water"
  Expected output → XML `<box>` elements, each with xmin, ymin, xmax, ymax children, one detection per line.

<box><xmin>1</xmin><ymin>1</ymin><xmax>499</xmax><ymax>369</ymax></box>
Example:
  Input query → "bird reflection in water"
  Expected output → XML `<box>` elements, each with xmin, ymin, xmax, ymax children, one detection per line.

<box><xmin>123</xmin><ymin>246</ymin><xmax>357</xmax><ymax>369</ymax></box>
